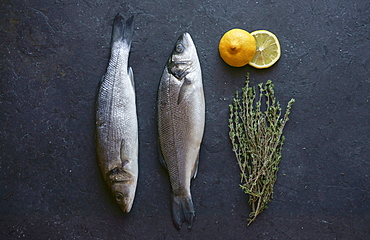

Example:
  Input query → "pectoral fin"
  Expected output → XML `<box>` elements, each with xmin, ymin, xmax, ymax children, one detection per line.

<box><xmin>177</xmin><ymin>78</ymin><xmax>192</xmax><ymax>105</ymax></box>
<box><xmin>119</xmin><ymin>139</ymin><xmax>131</xmax><ymax>167</ymax></box>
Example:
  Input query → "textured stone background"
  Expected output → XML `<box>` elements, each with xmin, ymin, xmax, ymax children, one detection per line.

<box><xmin>1</xmin><ymin>0</ymin><xmax>369</xmax><ymax>239</ymax></box>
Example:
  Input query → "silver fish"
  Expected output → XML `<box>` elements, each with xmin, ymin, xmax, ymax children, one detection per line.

<box><xmin>157</xmin><ymin>33</ymin><xmax>205</xmax><ymax>230</ymax></box>
<box><xmin>96</xmin><ymin>14</ymin><xmax>138</xmax><ymax>213</ymax></box>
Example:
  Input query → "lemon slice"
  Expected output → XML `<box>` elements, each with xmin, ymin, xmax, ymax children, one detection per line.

<box><xmin>249</xmin><ymin>30</ymin><xmax>281</xmax><ymax>69</ymax></box>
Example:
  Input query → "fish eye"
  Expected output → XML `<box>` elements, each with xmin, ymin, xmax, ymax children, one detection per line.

<box><xmin>175</xmin><ymin>44</ymin><xmax>184</xmax><ymax>53</ymax></box>
<box><xmin>116</xmin><ymin>193</ymin><xmax>123</xmax><ymax>201</ymax></box>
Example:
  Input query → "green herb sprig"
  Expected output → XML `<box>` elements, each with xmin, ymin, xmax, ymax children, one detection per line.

<box><xmin>229</xmin><ymin>74</ymin><xmax>295</xmax><ymax>225</ymax></box>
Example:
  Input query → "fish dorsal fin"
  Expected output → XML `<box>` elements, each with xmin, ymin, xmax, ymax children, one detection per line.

<box><xmin>177</xmin><ymin>77</ymin><xmax>192</xmax><ymax>105</ymax></box>
<box><xmin>128</xmin><ymin>67</ymin><xmax>134</xmax><ymax>88</ymax></box>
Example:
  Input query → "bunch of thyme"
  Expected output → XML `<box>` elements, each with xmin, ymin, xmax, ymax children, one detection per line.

<box><xmin>229</xmin><ymin>74</ymin><xmax>295</xmax><ymax>225</ymax></box>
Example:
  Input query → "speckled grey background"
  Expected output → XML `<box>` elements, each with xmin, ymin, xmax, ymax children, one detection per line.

<box><xmin>1</xmin><ymin>0</ymin><xmax>369</xmax><ymax>239</ymax></box>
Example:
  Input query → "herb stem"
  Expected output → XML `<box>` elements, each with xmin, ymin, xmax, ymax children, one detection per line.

<box><xmin>229</xmin><ymin>75</ymin><xmax>295</xmax><ymax>225</ymax></box>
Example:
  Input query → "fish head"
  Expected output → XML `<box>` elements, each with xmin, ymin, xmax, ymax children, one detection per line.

<box><xmin>167</xmin><ymin>32</ymin><xmax>199</xmax><ymax>80</ymax></box>
<box><xmin>107</xmin><ymin>166</ymin><xmax>137</xmax><ymax>213</ymax></box>
<box><xmin>111</xmin><ymin>182</ymin><xmax>136</xmax><ymax>213</ymax></box>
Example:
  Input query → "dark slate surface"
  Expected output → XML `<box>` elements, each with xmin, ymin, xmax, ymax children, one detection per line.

<box><xmin>1</xmin><ymin>0</ymin><xmax>369</xmax><ymax>239</ymax></box>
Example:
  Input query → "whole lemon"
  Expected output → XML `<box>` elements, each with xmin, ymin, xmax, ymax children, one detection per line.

<box><xmin>219</xmin><ymin>29</ymin><xmax>256</xmax><ymax>67</ymax></box>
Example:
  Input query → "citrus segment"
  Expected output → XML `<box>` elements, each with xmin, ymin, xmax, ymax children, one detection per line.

<box><xmin>249</xmin><ymin>30</ymin><xmax>281</xmax><ymax>69</ymax></box>
<box><xmin>219</xmin><ymin>29</ymin><xmax>256</xmax><ymax>67</ymax></box>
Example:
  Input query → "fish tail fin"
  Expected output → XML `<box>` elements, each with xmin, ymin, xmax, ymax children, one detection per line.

<box><xmin>171</xmin><ymin>194</ymin><xmax>195</xmax><ymax>230</ymax></box>
<box><xmin>111</xmin><ymin>14</ymin><xmax>134</xmax><ymax>47</ymax></box>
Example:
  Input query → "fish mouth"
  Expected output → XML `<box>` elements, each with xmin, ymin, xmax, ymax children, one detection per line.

<box><xmin>166</xmin><ymin>59</ymin><xmax>192</xmax><ymax>69</ymax></box>
<box><xmin>114</xmin><ymin>191</ymin><xmax>135</xmax><ymax>213</ymax></box>
<box><xmin>166</xmin><ymin>60</ymin><xmax>192</xmax><ymax>80</ymax></box>
<box><xmin>179</xmin><ymin>32</ymin><xmax>191</xmax><ymax>44</ymax></box>
<box><xmin>119</xmin><ymin>202</ymin><xmax>133</xmax><ymax>213</ymax></box>
<box><xmin>167</xmin><ymin>59</ymin><xmax>192</xmax><ymax>67</ymax></box>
